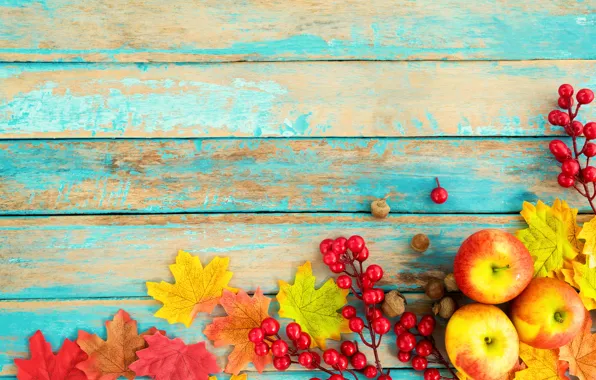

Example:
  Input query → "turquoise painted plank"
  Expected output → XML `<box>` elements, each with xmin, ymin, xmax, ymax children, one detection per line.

<box><xmin>0</xmin><ymin>138</ymin><xmax>586</xmax><ymax>215</ymax></box>
<box><xmin>0</xmin><ymin>213</ymin><xmax>553</xmax><ymax>299</ymax></box>
<box><xmin>0</xmin><ymin>0</ymin><xmax>594</xmax><ymax>62</ymax></box>
<box><xmin>2</xmin><ymin>61</ymin><xmax>596</xmax><ymax>138</ymax></box>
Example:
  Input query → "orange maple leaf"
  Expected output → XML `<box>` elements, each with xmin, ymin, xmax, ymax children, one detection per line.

<box><xmin>559</xmin><ymin>310</ymin><xmax>596</xmax><ymax>380</ymax></box>
<box><xmin>203</xmin><ymin>289</ymin><xmax>272</xmax><ymax>375</ymax></box>
<box><xmin>76</xmin><ymin>310</ymin><xmax>164</xmax><ymax>380</ymax></box>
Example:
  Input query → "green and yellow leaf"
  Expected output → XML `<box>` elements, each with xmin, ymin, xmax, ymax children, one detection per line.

<box><xmin>573</xmin><ymin>261</ymin><xmax>596</xmax><ymax>310</ymax></box>
<box><xmin>578</xmin><ymin>216</ymin><xmax>596</xmax><ymax>268</ymax></box>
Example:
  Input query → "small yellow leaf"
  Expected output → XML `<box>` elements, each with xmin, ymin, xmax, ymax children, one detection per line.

<box><xmin>231</xmin><ymin>375</ymin><xmax>248</xmax><ymax>380</ymax></box>
<box><xmin>573</xmin><ymin>261</ymin><xmax>596</xmax><ymax>310</ymax></box>
<box><xmin>514</xmin><ymin>343</ymin><xmax>567</xmax><ymax>380</ymax></box>
<box><xmin>277</xmin><ymin>261</ymin><xmax>349</xmax><ymax>348</ymax></box>
<box><xmin>552</xmin><ymin>199</ymin><xmax>583</xmax><ymax>252</ymax></box>
<box><xmin>147</xmin><ymin>251</ymin><xmax>237</xmax><ymax>327</ymax></box>
<box><xmin>578</xmin><ymin>216</ymin><xmax>596</xmax><ymax>268</ymax></box>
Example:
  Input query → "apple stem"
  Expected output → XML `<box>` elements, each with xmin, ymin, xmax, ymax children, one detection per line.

<box><xmin>484</xmin><ymin>336</ymin><xmax>492</xmax><ymax>344</ymax></box>
<box><xmin>492</xmin><ymin>265</ymin><xmax>510</xmax><ymax>273</ymax></box>
<box><xmin>554</xmin><ymin>312</ymin><xmax>564</xmax><ymax>323</ymax></box>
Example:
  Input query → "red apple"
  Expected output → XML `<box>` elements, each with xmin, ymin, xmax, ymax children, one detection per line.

<box><xmin>510</xmin><ymin>277</ymin><xmax>585</xmax><ymax>349</ymax></box>
<box><xmin>454</xmin><ymin>229</ymin><xmax>533</xmax><ymax>304</ymax></box>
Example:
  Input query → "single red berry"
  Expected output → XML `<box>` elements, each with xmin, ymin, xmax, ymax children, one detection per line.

<box><xmin>394</xmin><ymin>322</ymin><xmax>407</xmax><ymax>335</ymax></box>
<box><xmin>355</xmin><ymin>246</ymin><xmax>369</xmax><ymax>262</ymax></box>
<box><xmin>361</xmin><ymin>275</ymin><xmax>374</xmax><ymax>289</ymax></box>
<box><xmin>349</xmin><ymin>317</ymin><xmax>365</xmax><ymax>333</ymax></box>
<box><xmin>430</xmin><ymin>178</ymin><xmax>448</xmax><ymax>204</ymax></box>
<box><xmin>310</xmin><ymin>351</ymin><xmax>321</xmax><ymax>366</ymax></box>
<box><xmin>336</xmin><ymin>355</ymin><xmax>349</xmax><ymax>370</ymax></box>
<box><xmin>298</xmin><ymin>352</ymin><xmax>313</xmax><ymax>368</ymax></box>
<box><xmin>323</xmin><ymin>348</ymin><xmax>340</xmax><ymax>365</ymax></box>
<box><xmin>342</xmin><ymin>305</ymin><xmax>357</xmax><ymax>319</ymax></box>
<box><xmin>378</xmin><ymin>375</ymin><xmax>392</xmax><ymax>380</ymax></box>
<box><xmin>561</xmin><ymin>159</ymin><xmax>580</xmax><ymax>176</ymax></box>
<box><xmin>329</xmin><ymin>375</ymin><xmax>344</xmax><ymax>380</ymax></box>
<box><xmin>585</xmin><ymin>122</ymin><xmax>596</xmax><ymax>140</ymax></box>
<box><xmin>412</xmin><ymin>355</ymin><xmax>428</xmax><ymax>371</ymax></box>
<box><xmin>337</xmin><ymin>275</ymin><xmax>352</xmax><ymax>289</ymax></box>
<box><xmin>350</xmin><ymin>351</ymin><xmax>367</xmax><ymax>369</ymax></box>
<box><xmin>424</xmin><ymin>369</ymin><xmax>441</xmax><ymax>380</ymax></box>
<box><xmin>584</xmin><ymin>166</ymin><xmax>596</xmax><ymax>182</ymax></box>
<box><xmin>273</xmin><ymin>354</ymin><xmax>291</xmax><ymax>371</ymax></box>
<box><xmin>557</xmin><ymin>112</ymin><xmax>571</xmax><ymax>126</ymax></box>
<box><xmin>320</xmin><ymin>238</ymin><xmax>334</xmax><ymax>254</ymax></box>
<box><xmin>296</xmin><ymin>332</ymin><xmax>312</xmax><ymax>349</ymax></box>
<box><xmin>366</xmin><ymin>307</ymin><xmax>382</xmax><ymax>320</ymax></box>
<box><xmin>332</xmin><ymin>237</ymin><xmax>348</xmax><ymax>255</ymax></box>
<box><xmin>323</xmin><ymin>252</ymin><xmax>338</xmax><ymax>266</ymax></box>
<box><xmin>417</xmin><ymin>320</ymin><xmax>435</xmax><ymax>337</ymax></box>
<box><xmin>346</xmin><ymin>235</ymin><xmax>365</xmax><ymax>254</ymax></box>
<box><xmin>271</xmin><ymin>339</ymin><xmax>289</xmax><ymax>357</ymax></box>
<box><xmin>559</xmin><ymin>84</ymin><xmax>574</xmax><ymax>98</ymax></box>
<box><xmin>340</xmin><ymin>340</ymin><xmax>357</xmax><ymax>357</ymax></box>
<box><xmin>548</xmin><ymin>110</ymin><xmax>562</xmax><ymax>125</ymax></box>
<box><xmin>397</xmin><ymin>350</ymin><xmax>411</xmax><ymax>362</ymax></box>
<box><xmin>365</xmin><ymin>264</ymin><xmax>384</xmax><ymax>282</ymax></box>
<box><xmin>254</xmin><ymin>342</ymin><xmax>270</xmax><ymax>356</ymax></box>
<box><xmin>577</xmin><ymin>88</ymin><xmax>595</xmax><ymax>104</ymax></box>
<box><xmin>558</xmin><ymin>96</ymin><xmax>574</xmax><ymax>109</ymax></box>
<box><xmin>286</xmin><ymin>322</ymin><xmax>302</xmax><ymax>341</ymax></box>
<box><xmin>375</xmin><ymin>289</ymin><xmax>385</xmax><ymax>303</ymax></box>
<box><xmin>363</xmin><ymin>365</ymin><xmax>378</xmax><ymax>378</ymax></box>
<box><xmin>248</xmin><ymin>327</ymin><xmax>265</xmax><ymax>343</ymax></box>
<box><xmin>330</xmin><ymin>262</ymin><xmax>345</xmax><ymax>273</ymax></box>
<box><xmin>558</xmin><ymin>173</ymin><xmax>575</xmax><ymax>188</ymax></box>
<box><xmin>363</xmin><ymin>289</ymin><xmax>380</xmax><ymax>304</ymax></box>
<box><xmin>549</xmin><ymin>139</ymin><xmax>571</xmax><ymax>159</ymax></box>
<box><xmin>585</xmin><ymin>142</ymin><xmax>596</xmax><ymax>157</ymax></box>
<box><xmin>420</xmin><ymin>314</ymin><xmax>435</xmax><ymax>324</ymax></box>
<box><xmin>261</xmin><ymin>317</ymin><xmax>280</xmax><ymax>335</ymax></box>
<box><xmin>372</xmin><ymin>317</ymin><xmax>391</xmax><ymax>335</ymax></box>
<box><xmin>415</xmin><ymin>340</ymin><xmax>433</xmax><ymax>356</ymax></box>
<box><xmin>397</xmin><ymin>332</ymin><xmax>416</xmax><ymax>352</ymax></box>
<box><xmin>400</xmin><ymin>312</ymin><xmax>417</xmax><ymax>329</ymax></box>
<box><xmin>309</xmin><ymin>378</ymin><xmax>321</xmax><ymax>380</ymax></box>
<box><xmin>570</xmin><ymin>120</ymin><xmax>584</xmax><ymax>136</ymax></box>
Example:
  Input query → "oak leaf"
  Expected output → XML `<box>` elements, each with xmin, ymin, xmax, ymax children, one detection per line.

<box><xmin>516</xmin><ymin>200</ymin><xmax>579</xmax><ymax>277</ymax></box>
<box><xmin>559</xmin><ymin>311</ymin><xmax>596</xmax><ymax>380</ymax></box>
<box><xmin>276</xmin><ymin>261</ymin><xmax>349</xmax><ymax>348</ymax></box>
<box><xmin>76</xmin><ymin>309</ymin><xmax>163</xmax><ymax>380</ymax></box>
<box><xmin>147</xmin><ymin>250</ymin><xmax>237</xmax><ymax>327</ymax></box>
<box><xmin>203</xmin><ymin>288</ymin><xmax>272</xmax><ymax>375</ymax></box>
<box><xmin>573</xmin><ymin>261</ymin><xmax>596</xmax><ymax>310</ymax></box>
<box><xmin>515</xmin><ymin>343</ymin><xmax>568</xmax><ymax>380</ymax></box>
<box><xmin>578</xmin><ymin>216</ymin><xmax>596</xmax><ymax>268</ymax></box>
<box><xmin>15</xmin><ymin>330</ymin><xmax>87</xmax><ymax>380</ymax></box>
<box><xmin>129</xmin><ymin>332</ymin><xmax>220</xmax><ymax>380</ymax></box>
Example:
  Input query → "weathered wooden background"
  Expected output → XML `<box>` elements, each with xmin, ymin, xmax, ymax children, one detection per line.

<box><xmin>1</xmin><ymin>1</ymin><xmax>595</xmax><ymax>378</ymax></box>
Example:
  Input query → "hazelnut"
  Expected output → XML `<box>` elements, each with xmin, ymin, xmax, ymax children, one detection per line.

<box><xmin>410</xmin><ymin>234</ymin><xmax>430</xmax><ymax>253</ymax></box>
<box><xmin>425</xmin><ymin>278</ymin><xmax>445</xmax><ymax>300</ymax></box>
<box><xmin>444</xmin><ymin>273</ymin><xmax>459</xmax><ymax>292</ymax></box>
<box><xmin>432</xmin><ymin>296</ymin><xmax>457</xmax><ymax>319</ymax></box>
<box><xmin>371</xmin><ymin>198</ymin><xmax>390</xmax><ymax>218</ymax></box>
<box><xmin>381</xmin><ymin>290</ymin><xmax>406</xmax><ymax>318</ymax></box>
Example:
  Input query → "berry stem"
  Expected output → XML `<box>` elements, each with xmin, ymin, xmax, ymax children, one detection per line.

<box><xmin>435</xmin><ymin>177</ymin><xmax>441</xmax><ymax>188</ymax></box>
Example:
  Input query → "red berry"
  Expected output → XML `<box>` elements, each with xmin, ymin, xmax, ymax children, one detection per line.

<box><xmin>394</xmin><ymin>322</ymin><xmax>407</xmax><ymax>335</ymax></box>
<box><xmin>378</xmin><ymin>375</ymin><xmax>392</xmax><ymax>380</ymax></box>
<box><xmin>569</xmin><ymin>121</ymin><xmax>584</xmax><ymax>136</ymax></box>
<box><xmin>296</xmin><ymin>332</ymin><xmax>312</xmax><ymax>350</ymax></box>
<box><xmin>323</xmin><ymin>349</ymin><xmax>340</xmax><ymax>365</ymax></box>
<box><xmin>420</xmin><ymin>314</ymin><xmax>435</xmax><ymax>324</ymax></box>
<box><xmin>261</xmin><ymin>317</ymin><xmax>280</xmax><ymax>335</ymax></box>
<box><xmin>557</xmin><ymin>173</ymin><xmax>575</xmax><ymax>188</ymax></box>
<box><xmin>273</xmin><ymin>354</ymin><xmax>291</xmax><ymax>371</ymax></box>
<box><xmin>330</xmin><ymin>262</ymin><xmax>345</xmax><ymax>273</ymax></box>
<box><xmin>397</xmin><ymin>332</ymin><xmax>416</xmax><ymax>352</ymax></box>
<box><xmin>416</xmin><ymin>340</ymin><xmax>433</xmax><ymax>356</ymax></box>
<box><xmin>355</xmin><ymin>246</ymin><xmax>369</xmax><ymax>262</ymax></box>
<box><xmin>286</xmin><ymin>322</ymin><xmax>302</xmax><ymax>341</ymax></box>
<box><xmin>559</xmin><ymin>84</ymin><xmax>574</xmax><ymax>98</ymax></box>
<box><xmin>332</xmin><ymin>237</ymin><xmax>348</xmax><ymax>255</ymax></box>
<box><xmin>585</xmin><ymin>142</ymin><xmax>596</xmax><ymax>157</ymax></box>
<box><xmin>577</xmin><ymin>88</ymin><xmax>595</xmax><ymax>104</ymax></box>
<box><xmin>346</xmin><ymin>235</ymin><xmax>365</xmax><ymax>254</ymax></box>
<box><xmin>585</xmin><ymin>122</ymin><xmax>596</xmax><ymax>140</ymax></box>
<box><xmin>375</xmin><ymin>289</ymin><xmax>385</xmax><ymax>303</ymax></box>
<box><xmin>329</xmin><ymin>375</ymin><xmax>344</xmax><ymax>380</ymax></box>
<box><xmin>400</xmin><ymin>312</ymin><xmax>417</xmax><ymax>329</ymax></box>
<box><xmin>548</xmin><ymin>110</ymin><xmax>562</xmax><ymax>125</ymax></box>
<box><xmin>360</xmin><ymin>275</ymin><xmax>374</xmax><ymax>289</ymax></box>
<box><xmin>584</xmin><ymin>166</ymin><xmax>596</xmax><ymax>182</ymax></box>
<box><xmin>298</xmin><ymin>352</ymin><xmax>313</xmax><ymax>368</ymax></box>
<box><xmin>397</xmin><ymin>350</ymin><xmax>411</xmax><ymax>362</ymax></box>
<box><xmin>549</xmin><ymin>139</ymin><xmax>571</xmax><ymax>159</ymax></box>
<box><xmin>412</xmin><ymin>356</ymin><xmax>428</xmax><ymax>371</ymax></box>
<box><xmin>366</xmin><ymin>307</ymin><xmax>382</xmax><ymax>320</ymax></box>
<box><xmin>340</xmin><ymin>341</ymin><xmax>357</xmax><ymax>357</ymax></box>
<box><xmin>320</xmin><ymin>238</ymin><xmax>334</xmax><ymax>254</ymax></box>
<box><xmin>248</xmin><ymin>327</ymin><xmax>265</xmax><ymax>343</ymax></box>
<box><xmin>363</xmin><ymin>366</ymin><xmax>378</xmax><ymax>378</ymax></box>
<box><xmin>349</xmin><ymin>317</ymin><xmax>365</xmax><ymax>333</ymax></box>
<box><xmin>424</xmin><ymin>369</ymin><xmax>441</xmax><ymax>380</ymax></box>
<box><xmin>365</xmin><ymin>264</ymin><xmax>384</xmax><ymax>282</ymax></box>
<box><xmin>336</xmin><ymin>355</ymin><xmax>349</xmax><ymax>370</ymax></box>
<box><xmin>372</xmin><ymin>317</ymin><xmax>391</xmax><ymax>335</ymax></box>
<box><xmin>558</xmin><ymin>96</ymin><xmax>574</xmax><ymax>109</ymax></box>
<box><xmin>557</xmin><ymin>112</ymin><xmax>571</xmax><ymax>126</ymax></box>
<box><xmin>342</xmin><ymin>305</ymin><xmax>357</xmax><ymax>319</ymax></box>
<box><xmin>363</xmin><ymin>289</ymin><xmax>380</xmax><ymax>304</ymax></box>
<box><xmin>254</xmin><ymin>342</ymin><xmax>270</xmax><ymax>356</ymax></box>
<box><xmin>323</xmin><ymin>252</ymin><xmax>338</xmax><ymax>266</ymax></box>
<box><xmin>271</xmin><ymin>339</ymin><xmax>289</xmax><ymax>357</ymax></box>
<box><xmin>417</xmin><ymin>320</ymin><xmax>435</xmax><ymax>337</ymax></box>
<box><xmin>562</xmin><ymin>159</ymin><xmax>580</xmax><ymax>176</ymax></box>
<box><xmin>430</xmin><ymin>187</ymin><xmax>448</xmax><ymax>204</ymax></box>
<box><xmin>337</xmin><ymin>275</ymin><xmax>352</xmax><ymax>289</ymax></box>
<box><xmin>350</xmin><ymin>351</ymin><xmax>367</xmax><ymax>369</ymax></box>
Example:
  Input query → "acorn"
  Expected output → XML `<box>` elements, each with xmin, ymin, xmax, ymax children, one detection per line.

<box><xmin>432</xmin><ymin>296</ymin><xmax>457</xmax><ymax>319</ymax></box>
<box><xmin>381</xmin><ymin>290</ymin><xmax>406</xmax><ymax>318</ymax></box>
<box><xmin>371</xmin><ymin>198</ymin><xmax>391</xmax><ymax>218</ymax></box>
<box><xmin>425</xmin><ymin>278</ymin><xmax>445</xmax><ymax>300</ymax></box>
<box><xmin>410</xmin><ymin>233</ymin><xmax>430</xmax><ymax>253</ymax></box>
<box><xmin>444</xmin><ymin>273</ymin><xmax>459</xmax><ymax>292</ymax></box>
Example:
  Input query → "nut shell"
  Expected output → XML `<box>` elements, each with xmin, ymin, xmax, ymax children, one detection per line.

<box><xmin>371</xmin><ymin>199</ymin><xmax>391</xmax><ymax>218</ymax></box>
<box><xmin>444</xmin><ymin>273</ymin><xmax>459</xmax><ymax>292</ymax></box>
<box><xmin>425</xmin><ymin>278</ymin><xmax>445</xmax><ymax>300</ymax></box>
<box><xmin>381</xmin><ymin>290</ymin><xmax>406</xmax><ymax>318</ymax></box>
<box><xmin>410</xmin><ymin>234</ymin><xmax>430</xmax><ymax>253</ymax></box>
<box><xmin>433</xmin><ymin>296</ymin><xmax>457</xmax><ymax>319</ymax></box>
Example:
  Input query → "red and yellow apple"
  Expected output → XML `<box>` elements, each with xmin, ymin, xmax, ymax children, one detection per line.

<box><xmin>510</xmin><ymin>277</ymin><xmax>585</xmax><ymax>349</ymax></box>
<box><xmin>454</xmin><ymin>229</ymin><xmax>533</xmax><ymax>304</ymax></box>
<box><xmin>446</xmin><ymin>303</ymin><xmax>519</xmax><ymax>380</ymax></box>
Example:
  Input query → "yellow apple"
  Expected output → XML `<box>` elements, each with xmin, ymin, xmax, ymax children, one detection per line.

<box><xmin>446</xmin><ymin>303</ymin><xmax>519</xmax><ymax>380</ymax></box>
<box><xmin>510</xmin><ymin>277</ymin><xmax>585</xmax><ymax>349</ymax></box>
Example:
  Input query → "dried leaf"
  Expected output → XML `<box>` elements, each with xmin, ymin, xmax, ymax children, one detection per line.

<box><xmin>559</xmin><ymin>311</ymin><xmax>596</xmax><ymax>380</ymax></box>
<box><xmin>203</xmin><ymin>289</ymin><xmax>272</xmax><ymax>375</ymax></box>
<box><xmin>552</xmin><ymin>199</ymin><xmax>583</xmax><ymax>252</ymax></box>
<box><xmin>129</xmin><ymin>332</ymin><xmax>220</xmax><ymax>380</ymax></box>
<box><xmin>14</xmin><ymin>330</ymin><xmax>87</xmax><ymax>380</ymax></box>
<box><xmin>76</xmin><ymin>310</ymin><xmax>162</xmax><ymax>380</ymax></box>
<box><xmin>573</xmin><ymin>261</ymin><xmax>596</xmax><ymax>311</ymax></box>
<box><xmin>515</xmin><ymin>343</ymin><xmax>568</xmax><ymax>380</ymax></box>
<box><xmin>516</xmin><ymin>200</ymin><xmax>579</xmax><ymax>277</ymax></box>
<box><xmin>147</xmin><ymin>251</ymin><xmax>237</xmax><ymax>327</ymax></box>
<box><xmin>276</xmin><ymin>261</ymin><xmax>349</xmax><ymax>348</ymax></box>
<box><xmin>578</xmin><ymin>216</ymin><xmax>596</xmax><ymax>268</ymax></box>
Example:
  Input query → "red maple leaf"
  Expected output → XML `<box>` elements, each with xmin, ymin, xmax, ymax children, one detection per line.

<box><xmin>129</xmin><ymin>332</ymin><xmax>220</xmax><ymax>380</ymax></box>
<box><xmin>14</xmin><ymin>330</ymin><xmax>87</xmax><ymax>380</ymax></box>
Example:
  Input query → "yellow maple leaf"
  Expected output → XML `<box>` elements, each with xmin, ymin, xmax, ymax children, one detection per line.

<box><xmin>552</xmin><ymin>199</ymin><xmax>583</xmax><ymax>252</ymax></box>
<box><xmin>516</xmin><ymin>200</ymin><xmax>579</xmax><ymax>278</ymax></box>
<box><xmin>514</xmin><ymin>343</ymin><xmax>568</xmax><ymax>380</ymax></box>
<box><xmin>147</xmin><ymin>250</ymin><xmax>237</xmax><ymax>327</ymax></box>
<box><xmin>573</xmin><ymin>261</ymin><xmax>596</xmax><ymax>310</ymax></box>
<box><xmin>276</xmin><ymin>261</ymin><xmax>349</xmax><ymax>348</ymax></box>
<box><xmin>578</xmin><ymin>216</ymin><xmax>596</xmax><ymax>268</ymax></box>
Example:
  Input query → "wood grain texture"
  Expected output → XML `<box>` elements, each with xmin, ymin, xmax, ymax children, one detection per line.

<box><xmin>2</xmin><ymin>61</ymin><xmax>596</xmax><ymax>138</ymax></box>
<box><xmin>0</xmin><ymin>138</ymin><xmax>585</xmax><ymax>215</ymax></box>
<box><xmin>0</xmin><ymin>295</ymin><xmax>440</xmax><ymax>375</ymax></box>
<box><xmin>0</xmin><ymin>0</ymin><xmax>594</xmax><ymax>62</ymax></box>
